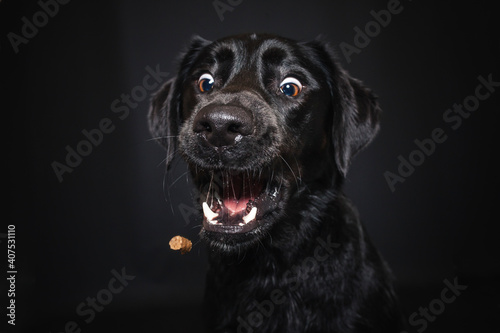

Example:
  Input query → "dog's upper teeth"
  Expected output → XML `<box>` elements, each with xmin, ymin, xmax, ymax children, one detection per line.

<box><xmin>242</xmin><ymin>207</ymin><xmax>257</xmax><ymax>224</ymax></box>
<box><xmin>203</xmin><ymin>202</ymin><xmax>219</xmax><ymax>223</ymax></box>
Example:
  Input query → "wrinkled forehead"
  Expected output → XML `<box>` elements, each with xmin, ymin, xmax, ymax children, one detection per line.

<box><xmin>192</xmin><ymin>35</ymin><xmax>316</xmax><ymax>83</ymax></box>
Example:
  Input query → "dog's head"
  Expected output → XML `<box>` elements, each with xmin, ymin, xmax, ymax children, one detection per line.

<box><xmin>149</xmin><ymin>33</ymin><xmax>380</xmax><ymax>252</ymax></box>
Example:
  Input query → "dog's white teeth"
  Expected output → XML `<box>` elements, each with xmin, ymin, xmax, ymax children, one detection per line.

<box><xmin>242</xmin><ymin>207</ymin><xmax>257</xmax><ymax>224</ymax></box>
<box><xmin>203</xmin><ymin>202</ymin><xmax>219</xmax><ymax>224</ymax></box>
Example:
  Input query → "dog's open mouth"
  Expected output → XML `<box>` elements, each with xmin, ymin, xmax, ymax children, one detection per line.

<box><xmin>196</xmin><ymin>169</ymin><xmax>280</xmax><ymax>234</ymax></box>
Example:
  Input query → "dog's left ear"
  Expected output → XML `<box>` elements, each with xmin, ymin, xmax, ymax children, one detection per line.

<box><xmin>332</xmin><ymin>70</ymin><xmax>381</xmax><ymax>176</ymax></box>
<box><xmin>305</xmin><ymin>39</ymin><xmax>380</xmax><ymax>176</ymax></box>
<box><xmin>303</xmin><ymin>40</ymin><xmax>380</xmax><ymax>176</ymax></box>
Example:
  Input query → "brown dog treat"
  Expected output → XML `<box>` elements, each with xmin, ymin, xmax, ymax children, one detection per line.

<box><xmin>169</xmin><ymin>235</ymin><xmax>192</xmax><ymax>254</ymax></box>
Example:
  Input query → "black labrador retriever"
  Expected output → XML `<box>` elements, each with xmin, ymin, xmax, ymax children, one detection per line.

<box><xmin>149</xmin><ymin>33</ymin><xmax>403</xmax><ymax>332</ymax></box>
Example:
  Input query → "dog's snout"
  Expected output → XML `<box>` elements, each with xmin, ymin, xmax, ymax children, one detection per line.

<box><xmin>193</xmin><ymin>105</ymin><xmax>253</xmax><ymax>147</ymax></box>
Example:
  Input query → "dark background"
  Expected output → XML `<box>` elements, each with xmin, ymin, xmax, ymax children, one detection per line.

<box><xmin>2</xmin><ymin>0</ymin><xmax>499</xmax><ymax>332</ymax></box>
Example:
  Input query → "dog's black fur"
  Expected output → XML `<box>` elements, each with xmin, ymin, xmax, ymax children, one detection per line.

<box><xmin>149</xmin><ymin>33</ymin><xmax>403</xmax><ymax>332</ymax></box>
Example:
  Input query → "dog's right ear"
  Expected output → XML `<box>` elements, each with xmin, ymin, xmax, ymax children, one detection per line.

<box><xmin>148</xmin><ymin>35</ymin><xmax>211</xmax><ymax>169</ymax></box>
<box><xmin>148</xmin><ymin>77</ymin><xmax>177</xmax><ymax>168</ymax></box>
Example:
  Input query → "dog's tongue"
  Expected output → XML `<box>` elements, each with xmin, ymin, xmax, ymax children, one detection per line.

<box><xmin>223</xmin><ymin>198</ymin><xmax>249</xmax><ymax>214</ymax></box>
<box><xmin>222</xmin><ymin>173</ymin><xmax>262</xmax><ymax>215</ymax></box>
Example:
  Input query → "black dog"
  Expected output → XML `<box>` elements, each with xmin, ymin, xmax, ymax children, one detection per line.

<box><xmin>149</xmin><ymin>33</ymin><xmax>403</xmax><ymax>332</ymax></box>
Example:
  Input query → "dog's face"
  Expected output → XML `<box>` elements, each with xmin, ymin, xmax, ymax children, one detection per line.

<box><xmin>149</xmin><ymin>33</ymin><xmax>380</xmax><ymax>252</ymax></box>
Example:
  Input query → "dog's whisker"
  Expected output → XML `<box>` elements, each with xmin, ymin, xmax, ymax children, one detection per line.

<box><xmin>164</xmin><ymin>150</ymin><xmax>177</xmax><ymax>167</ymax></box>
<box><xmin>155</xmin><ymin>149</ymin><xmax>179</xmax><ymax>168</ymax></box>
<box><xmin>156</xmin><ymin>157</ymin><xmax>168</xmax><ymax>168</ymax></box>
<box><xmin>229</xmin><ymin>171</ymin><xmax>237</xmax><ymax>200</ymax></box>
<box><xmin>293</xmin><ymin>156</ymin><xmax>302</xmax><ymax>183</ymax></box>
<box><xmin>190</xmin><ymin>223</ymin><xmax>203</xmax><ymax>230</ymax></box>
<box><xmin>246</xmin><ymin>169</ymin><xmax>252</xmax><ymax>199</ymax></box>
<box><xmin>277</xmin><ymin>158</ymin><xmax>286</xmax><ymax>195</ymax></box>
<box><xmin>268</xmin><ymin>166</ymin><xmax>274</xmax><ymax>192</ymax></box>
<box><xmin>280</xmin><ymin>155</ymin><xmax>299</xmax><ymax>189</ymax></box>
<box><xmin>162</xmin><ymin>169</ymin><xmax>175</xmax><ymax>215</ymax></box>
<box><xmin>208</xmin><ymin>170</ymin><xmax>215</xmax><ymax>208</ymax></box>
<box><xmin>146</xmin><ymin>135</ymin><xmax>180</xmax><ymax>142</ymax></box>
<box><xmin>170</xmin><ymin>171</ymin><xmax>189</xmax><ymax>187</ymax></box>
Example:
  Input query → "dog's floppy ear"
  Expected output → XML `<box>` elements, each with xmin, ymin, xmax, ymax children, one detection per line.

<box><xmin>332</xmin><ymin>70</ymin><xmax>381</xmax><ymax>176</ymax></box>
<box><xmin>148</xmin><ymin>35</ymin><xmax>211</xmax><ymax>168</ymax></box>
<box><xmin>305</xmin><ymin>39</ymin><xmax>381</xmax><ymax>177</ymax></box>
<box><xmin>148</xmin><ymin>77</ymin><xmax>177</xmax><ymax>167</ymax></box>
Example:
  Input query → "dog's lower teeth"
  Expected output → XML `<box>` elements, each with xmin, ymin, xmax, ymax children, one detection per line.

<box><xmin>246</xmin><ymin>201</ymin><xmax>254</xmax><ymax>213</ymax></box>
<box><xmin>203</xmin><ymin>202</ymin><xmax>219</xmax><ymax>223</ymax></box>
<box><xmin>242</xmin><ymin>207</ymin><xmax>257</xmax><ymax>224</ymax></box>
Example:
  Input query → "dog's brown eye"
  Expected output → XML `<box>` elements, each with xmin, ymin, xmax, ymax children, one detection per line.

<box><xmin>198</xmin><ymin>73</ymin><xmax>215</xmax><ymax>93</ymax></box>
<box><xmin>279</xmin><ymin>77</ymin><xmax>302</xmax><ymax>97</ymax></box>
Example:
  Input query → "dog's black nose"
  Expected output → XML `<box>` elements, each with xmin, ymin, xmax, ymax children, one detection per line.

<box><xmin>193</xmin><ymin>105</ymin><xmax>253</xmax><ymax>147</ymax></box>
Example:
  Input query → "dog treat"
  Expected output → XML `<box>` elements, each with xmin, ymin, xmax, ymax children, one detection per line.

<box><xmin>169</xmin><ymin>235</ymin><xmax>192</xmax><ymax>254</ymax></box>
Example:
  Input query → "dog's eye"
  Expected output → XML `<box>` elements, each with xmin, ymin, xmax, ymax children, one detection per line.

<box><xmin>198</xmin><ymin>73</ymin><xmax>215</xmax><ymax>93</ymax></box>
<box><xmin>279</xmin><ymin>77</ymin><xmax>302</xmax><ymax>97</ymax></box>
